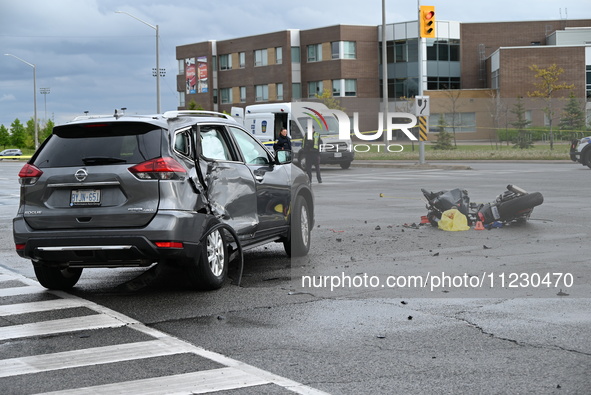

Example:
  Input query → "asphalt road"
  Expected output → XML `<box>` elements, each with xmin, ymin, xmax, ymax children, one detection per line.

<box><xmin>0</xmin><ymin>160</ymin><xmax>589</xmax><ymax>394</ymax></box>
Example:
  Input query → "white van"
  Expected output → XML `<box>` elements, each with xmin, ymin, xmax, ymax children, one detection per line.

<box><xmin>231</xmin><ymin>102</ymin><xmax>354</xmax><ymax>169</ymax></box>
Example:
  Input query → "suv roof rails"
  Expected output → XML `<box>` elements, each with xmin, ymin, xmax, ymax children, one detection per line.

<box><xmin>70</xmin><ymin>114</ymin><xmax>161</xmax><ymax>122</ymax></box>
<box><xmin>71</xmin><ymin>115</ymin><xmax>113</xmax><ymax>121</ymax></box>
<box><xmin>162</xmin><ymin>110</ymin><xmax>234</xmax><ymax>121</ymax></box>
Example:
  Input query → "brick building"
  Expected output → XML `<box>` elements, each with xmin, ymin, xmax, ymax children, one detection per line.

<box><xmin>176</xmin><ymin>18</ymin><xmax>591</xmax><ymax>141</ymax></box>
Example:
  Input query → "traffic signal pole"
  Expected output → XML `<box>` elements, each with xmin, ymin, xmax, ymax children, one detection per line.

<box><xmin>417</xmin><ymin>3</ymin><xmax>435</xmax><ymax>165</ymax></box>
<box><xmin>418</xmin><ymin>2</ymin><xmax>425</xmax><ymax>164</ymax></box>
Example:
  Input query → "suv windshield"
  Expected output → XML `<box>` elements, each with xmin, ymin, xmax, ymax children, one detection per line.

<box><xmin>33</xmin><ymin>122</ymin><xmax>162</xmax><ymax>168</ymax></box>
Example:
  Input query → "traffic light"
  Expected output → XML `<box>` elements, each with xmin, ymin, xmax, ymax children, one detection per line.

<box><xmin>419</xmin><ymin>5</ymin><xmax>436</xmax><ymax>38</ymax></box>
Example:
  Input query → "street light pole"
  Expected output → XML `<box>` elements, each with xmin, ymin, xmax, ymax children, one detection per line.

<box><xmin>116</xmin><ymin>11</ymin><xmax>161</xmax><ymax>113</ymax></box>
<box><xmin>5</xmin><ymin>53</ymin><xmax>38</xmax><ymax>148</ymax></box>
<box><xmin>40</xmin><ymin>87</ymin><xmax>51</xmax><ymax>121</ymax></box>
<box><xmin>381</xmin><ymin>0</ymin><xmax>388</xmax><ymax>145</ymax></box>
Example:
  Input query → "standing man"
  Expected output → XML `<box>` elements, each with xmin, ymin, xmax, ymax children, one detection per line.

<box><xmin>303</xmin><ymin>127</ymin><xmax>322</xmax><ymax>183</ymax></box>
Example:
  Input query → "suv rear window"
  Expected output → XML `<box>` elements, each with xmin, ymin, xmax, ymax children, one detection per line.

<box><xmin>33</xmin><ymin>122</ymin><xmax>162</xmax><ymax>168</ymax></box>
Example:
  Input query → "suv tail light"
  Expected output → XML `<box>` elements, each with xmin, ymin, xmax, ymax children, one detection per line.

<box><xmin>18</xmin><ymin>164</ymin><xmax>43</xmax><ymax>185</ymax></box>
<box><xmin>128</xmin><ymin>157</ymin><xmax>187</xmax><ymax>180</ymax></box>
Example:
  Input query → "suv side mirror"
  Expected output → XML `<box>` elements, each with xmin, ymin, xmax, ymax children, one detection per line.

<box><xmin>275</xmin><ymin>150</ymin><xmax>292</xmax><ymax>164</ymax></box>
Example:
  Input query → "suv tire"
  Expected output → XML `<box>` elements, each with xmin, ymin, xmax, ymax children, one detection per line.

<box><xmin>284</xmin><ymin>195</ymin><xmax>311</xmax><ymax>257</ymax></box>
<box><xmin>583</xmin><ymin>149</ymin><xmax>591</xmax><ymax>169</ymax></box>
<box><xmin>187</xmin><ymin>227</ymin><xmax>228</xmax><ymax>290</ymax></box>
<box><xmin>33</xmin><ymin>265</ymin><xmax>83</xmax><ymax>290</ymax></box>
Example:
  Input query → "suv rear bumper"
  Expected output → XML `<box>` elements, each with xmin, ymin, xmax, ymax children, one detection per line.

<box><xmin>13</xmin><ymin>210</ymin><xmax>208</xmax><ymax>267</ymax></box>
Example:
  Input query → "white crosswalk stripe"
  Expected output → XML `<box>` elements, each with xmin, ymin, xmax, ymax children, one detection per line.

<box><xmin>0</xmin><ymin>269</ymin><xmax>329</xmax><ymax>395</ymax></box>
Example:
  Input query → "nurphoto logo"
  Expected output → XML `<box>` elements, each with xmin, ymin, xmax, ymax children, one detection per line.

<box><xmin>292</xmin><ymin>101</ymin><xmax>418</xmax><ymax>142</ymax></box>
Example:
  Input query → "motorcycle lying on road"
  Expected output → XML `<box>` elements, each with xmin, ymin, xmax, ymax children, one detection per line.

<box><xmin>421</xmin><ymin>185</ymin><xmax>544</xmax><ymax>228</ymax></box>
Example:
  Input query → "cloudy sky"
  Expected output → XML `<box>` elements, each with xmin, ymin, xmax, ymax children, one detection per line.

<box><xmin>0</xmin><ymin>0</ymin><xmax>588</xmax><ymax>128</ymax></box>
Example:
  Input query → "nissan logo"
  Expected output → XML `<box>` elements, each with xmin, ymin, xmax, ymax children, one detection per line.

<box><xmin>75</xmin><ymin>169</ymin><xmax>88</xmax><ymax>182</ymax></box>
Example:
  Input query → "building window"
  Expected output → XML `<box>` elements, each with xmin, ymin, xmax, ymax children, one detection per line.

<box><xmin>220</xmin><ymin>88</ymin><xmax>232</xmax><ymax>104</ymax></box>
<box><xmin>292</xmin><ymin>83</ymin><xmax>301</xmax><ymax>99</ymax></box>
<box><xmin>332</xmin><ymin>41</ymin><xmax>356</xmax><ymax>59</ymax></box>
<box><xmin>491</xmin><ymin>70</ymin><xmax>499</xmax><ymax>90</ymax></box>
<box><xmin>276</xmin><ymin>83</ymin><xmax>283</xmax><ymax>100</ymax></box>
<box><xmin>430</xmin><ymin>112</ymin><xmax>476</xmax><ymax>133</ymax></box>
<box><xmin>426</xmin><ymin>39</ymin><xmax>460</xmax><ymax>62</ymax></box>
<box><xmin>382</xmin><ymin>77</ymin><xmax>419</xmax><ymax>99</ymax></box>
<box><xmin>255</xmin><ymin>85</ymin><xmax>269</xmax><ymax>102</ymax></box>
<box><xmin>240</xmin><ymin>86</ymin><xmax>246</xmax><ymax>103</ymax></box>
<box><xmin>178</xmin><ymin>59</ymin><xmax>185</xmax><ymax>74</ymax></box>
<box><xmin>254</xmin><ymin>49</ymin><xmax>268</xmax><ymax>66</ymax></box>
<box><xmin>239</xmin><ymin>52</ymin><xmax>246</xmax><ymax>68</ymax></box>
<box><xmin>308</xmin><ymin>81</ymin><xmax>323</xmax><ymax>97</ymax></box>
<box><xmin>427</xmin><ymin>77</ymin><xmax>461</xmax><ymax>90</ymax></box>
<box><xmin>344</xmin><ymin>79</ymin><xmax>357</xmax><ymax>96</ymax></box>
<box><xmin>275</xmin><ymin>47</ymin><xmax>283</xmax><ymax>64</ymax></box>
<box><xmin>219</xmin><ymin>54</ymin><xmax>232</xmax><ymax>71</ymax></box>
<box><xmin>332</xmin><ymin>79</ymin><xmax>357</xmax><ymax>97</ymax></box>
<box><xmin>586</xmin><ymin>65</ymin><xmax>591</xmax><ymax>99</ymax></box>
<box><xmin>332</xmin><ymin>80</ymin><xmax>341</xmax><ymax>96</ymax></box>
<box><xmin>307</xmin><ymin>44</ymin><xmax>322</xmax><ymax>62</ymax></box>
<box><xmin>291</xmin><ymin>47</ymin><xmax>300</xmax><ymax>63</ymax></box>
<box><xmin>179</xmin><ymin>91</ymin><xmax>185</xmax><ymax>107</ymax></box>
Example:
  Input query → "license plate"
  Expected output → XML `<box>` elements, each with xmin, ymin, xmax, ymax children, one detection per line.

<box><xmin>71</xmin><ymin>189</ymin><xmax>101</xmax><ymax>206</ymax></box>
<box><xmin>334</xmin><ymin>152</ymin><xmax>342</xmax><ymax>158</ymax></box>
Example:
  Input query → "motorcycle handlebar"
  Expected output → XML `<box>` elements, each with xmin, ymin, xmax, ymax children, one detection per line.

<box><xmin>507</xmin><ymin>184</ymin><xmax>528</xmax><ymax>195</ymax></box>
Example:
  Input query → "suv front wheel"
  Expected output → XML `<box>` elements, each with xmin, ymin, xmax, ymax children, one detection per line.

<box><xmin>33</xmin><ymin>265</ymin><xmax>83</xmax><ymax>290</ymax></box>
<box><xmin>187</xmin><ymin>227</ymin><xmax>228</xmax><ymax>290</ymax></box>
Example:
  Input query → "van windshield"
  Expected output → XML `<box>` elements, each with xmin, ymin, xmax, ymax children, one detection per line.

<box><xmin>297</xmin><ymin>115</ymin><xmax>340</xmax><ymax>136</ymax></box>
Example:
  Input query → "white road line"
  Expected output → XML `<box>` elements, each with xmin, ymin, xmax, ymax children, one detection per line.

<box><xmin>0</xmin><ymin>285</ymin><xmax>44</xmax><ymax>297</ymax></box>
<box><xmin>0</xmin><ymin>270</ymin><xmax>331</xmax><ymax>395</ymax></box>
<box><xmin>0</xmin><ymin>314</ymin><xmax>126</xmax><ymax>341</ymax></box>
<box><xmin>0</xmin><ymin>298</ymin><xmax>86</xmax><ymax>316</ymax></box>
<box><xmin>0</xmin><ymin>273</ymin><xmax>18</xmax><ymax>282</ymax></box>
<box><xmin>0</xmin><ymin>339</ymin><xmax>190</xmax><ymax>378</ymax></box>
<box><xmin>35</xmin><ymin>367</ymin><xmax>271</xmax><ymax>395</ymax></box>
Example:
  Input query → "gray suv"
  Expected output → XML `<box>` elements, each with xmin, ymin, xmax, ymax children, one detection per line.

<box><xmin>13</xmin><ymin>111</ymin><xmax>314</xmax><ymax>290</ymax></box>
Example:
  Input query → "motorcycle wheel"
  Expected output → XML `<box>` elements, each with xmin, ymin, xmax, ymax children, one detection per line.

<box><xmin>497</xmin><ymin>192</ymin><xmax>543</xmax><ymax>221</ymax></box>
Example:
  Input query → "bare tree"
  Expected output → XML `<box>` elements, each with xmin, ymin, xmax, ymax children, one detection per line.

<box><xmin>527</xmin><ymin>64</ymin><xmax>574</xmax><ymax>150</ymax></box>
<box><xmin>441</xmin><ymin>90</ymin><xmax>462</xmax><ymax>147</ymax></box>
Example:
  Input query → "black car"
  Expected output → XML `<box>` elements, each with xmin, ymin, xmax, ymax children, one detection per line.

<box><xmin>13</xmin><ymin>111</ymin><xmax>314</xmax><ymax>290</ymax></box>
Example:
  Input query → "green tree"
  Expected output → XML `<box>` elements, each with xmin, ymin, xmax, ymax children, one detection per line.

<box><xmin>187</xmin><ymin>99</ymin><xmax>204</xmax><ymax>110</ymax></box>
<box><xmin>510</xmin><ymin>97</ymin><xmax>533</xmax><ymax>149</ymax></box>
<box><xmin>528</xmin><ymin>64</ymin><xmax>575</xmax><ymax>150</ymax></box>
<box><xmin>314</xmin><ymin>88</ymin><xmax>345</xmax><ymax>111</ymax></box>
<box><xmin>25</xmin><ymin>117</ymin><xmax>38</xmax><ymax>149</ymax></box>
<box><xmin>0</xmin><ymin>125</ymin><xmax>10</xmax><ymax>148</ymax></box>
<box><xmin>432</xmin><ymin>114</ymin><xmax>454</xmax><ymax>150</ymax></box>
<box><xmin>40</xmin><ymin>119</ymin><xmax>54</xmax><ymax>143</ymax></box>
<box><xmin>10</xmin><ymin>119</ymin><xmax>26</xmax><ymax>148</ymax></box>
<box><xmin>559</xmin><ymin>92</ymin><xmax>586</xmax><ymax>136</ymax></box>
